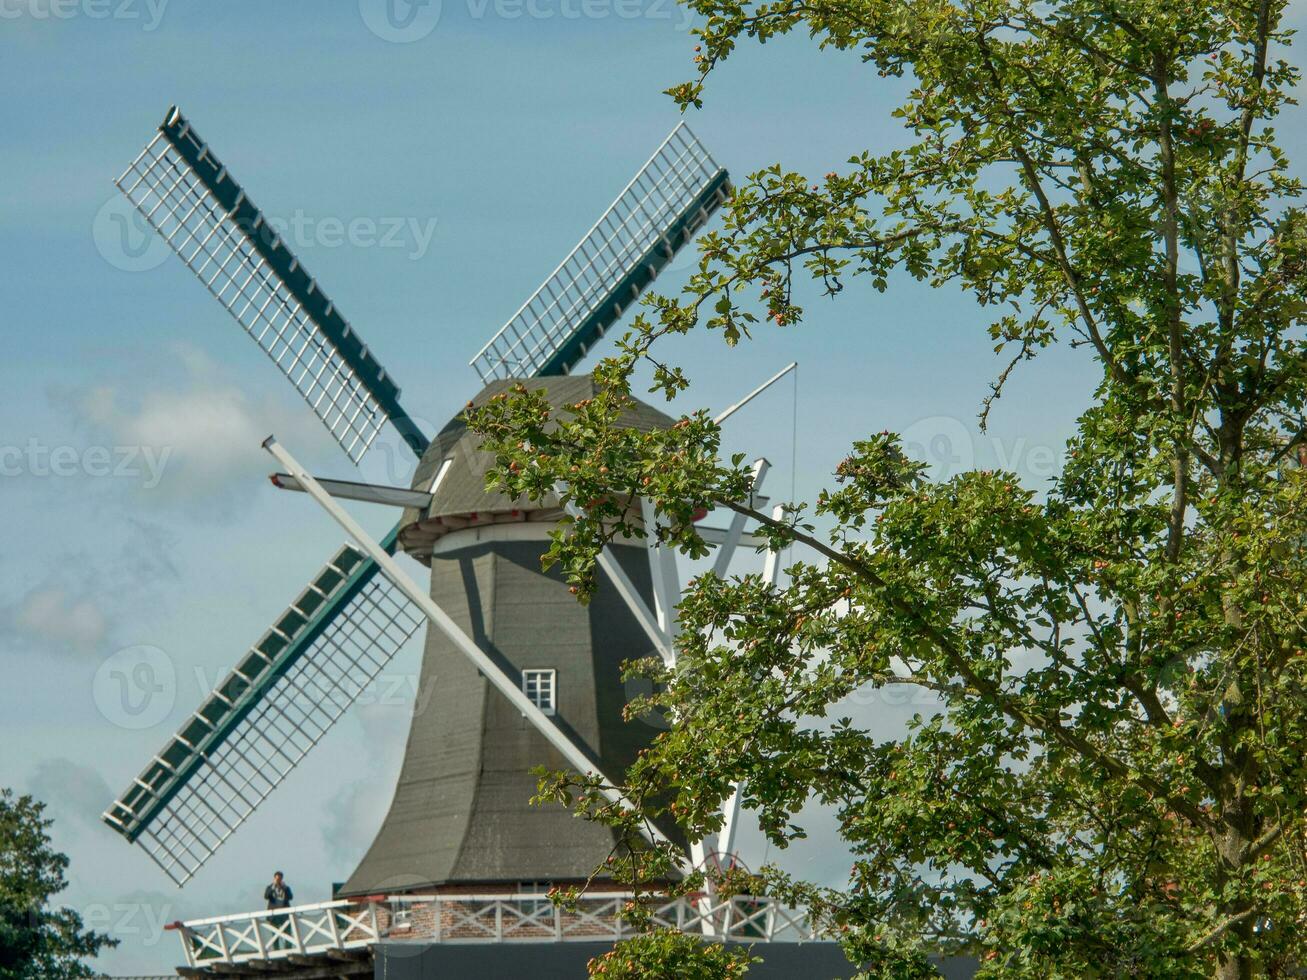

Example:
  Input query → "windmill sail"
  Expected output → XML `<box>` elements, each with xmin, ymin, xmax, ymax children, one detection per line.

<box><xmin>471</xmin><ymin>122</ymin><xmax>731</xmax><ymax>382</ymax></box>
<box><xmin>115</xmin><ymin>106</ymin><xmax>428</xmax><ymax>462</ymax></box>
<box><xmin>102</xmin><ymin>529</ymin><xmax>423</xmax><ymax>886</ymax></box>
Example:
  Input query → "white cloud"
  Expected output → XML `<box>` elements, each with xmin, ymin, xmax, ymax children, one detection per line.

<box><xmin>66</xmin><ymin>345</ymin><xmax>333</xmax><ymax>515</ymax></box>
<box><xmin>0</xmin><ymin>519</ymin><xmax>184</xmax><ymax>663</ymax></box>
<box><xmin>105</xmin><ymin>386</ymin><xmax>257</xmax><ymax>465</ymax></box>
<box><xmin>12</xmin><ymin>585</ymin><xmax>110</xmax><ymax>655</ymax></box>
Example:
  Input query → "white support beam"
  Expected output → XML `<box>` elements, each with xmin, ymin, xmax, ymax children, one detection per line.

<box><xmin>712</xmin><ymin>363</ymin><xmax>797</xmax><ymax>426</ymax></box>
<box><xmin>562</xmin><ymin>484</ymin><xmax>717</xmax><ymax>912</ymax></box>
<box><xmin>597</xmin><ymin>537</ymin><xmax>673</xmax><ymax>665</ymax></box>
<box><xmin>263</xmin><ymin>436</ymin><xmax>687</xmax><ymax>870</ymax></box>
<box><xmin>640</xmin><ymin>498</ymin><xmax>682</xmax><ymax>651</ymax></box>
<box><xmin>711</xmin><ymin>459</ymin><xmax>770</xmax><ymax>580</ymax></box>
<box><xmin>560</xmin><ymin>495</ymin><xmax>673</xmax><ymax>666</ymax></box>
<box><xmin>717</xmin><ymin>788</ymin><xmax>742</xmax><ymax>867</ymax></box>
<box><xmin>761</xmin><ymin>502</ymin><xmax>785</xmax><ymax>587</ymax></box>
<box><xmin>718</xmin><ymin>503</ymin><xmax>787</xmax><ymax>865</ymax></box>
<box><xmin>637</xmin><ymin>501</ymin><xmax>704</xmax><ymax>931</ymax></box>
<box><xmin>268</xmin><ymin>473</ymin><xmax>433</xmax><ymax>510</ymax></box>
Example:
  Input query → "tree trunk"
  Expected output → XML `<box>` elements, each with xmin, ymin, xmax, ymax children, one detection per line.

<box><xmin>1209</xmin><ymin>814</ymin><xmax>1260</xmax><ymax>979</ymax></box>
<box><xmin>1215</xmin><ymin>950</ymin><xmax>1253</xmax><ymax>980</ymax></box>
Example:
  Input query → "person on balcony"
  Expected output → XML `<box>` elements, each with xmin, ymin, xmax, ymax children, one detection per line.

<box><xmin>264</xmin><ymin>871</ymin><xmax>294</xmax><ymax>951</ymax></box>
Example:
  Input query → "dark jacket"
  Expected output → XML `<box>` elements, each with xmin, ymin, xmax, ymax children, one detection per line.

<box><xmin>264</xmin><ymin>882</ymin><xmax>293</xmax><ymax>909</ymax></box>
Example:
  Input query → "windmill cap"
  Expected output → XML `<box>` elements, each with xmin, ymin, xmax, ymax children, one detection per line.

<box><xmin>395</xmin><ymin>375</ymin><xmax>673</xmax><ymax>560</ymax></box>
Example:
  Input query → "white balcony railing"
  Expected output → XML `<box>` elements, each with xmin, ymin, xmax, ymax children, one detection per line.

<box><xmin>169</xmin><ymin>892</ymin><xmax>821</xmax><ymax>967</ymax></box>
<box><xmin>170</xmin><ymin>898</ymin><xmax>380</xmax><ymax>966</ymax></box>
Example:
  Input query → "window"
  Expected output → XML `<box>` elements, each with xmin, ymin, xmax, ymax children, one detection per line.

<box><xmin>522</xmin><ymin>669</ymin><xmax>556</xmax><ymax>715</ymax></box>
<box><xmin>517</xmin><ymin>881</ymin><xmax>551</xmax><ymax>917</ymax></box>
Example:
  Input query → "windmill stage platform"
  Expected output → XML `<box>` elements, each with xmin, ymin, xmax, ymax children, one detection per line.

<box><xmin>164</xmin><ymin>893</ymin><xmax>980</xmax><ymax>978</ymax></box>
<box><xmin>164</xmin><ymin>891</ymin><xmax>885</xmax><ymax>979</ymax></box>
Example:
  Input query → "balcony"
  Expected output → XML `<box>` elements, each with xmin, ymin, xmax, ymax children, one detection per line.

<box><xmin>168</xmin><ymin>891</ymin><xmax>822</xmax><ymax>972</ymax></box>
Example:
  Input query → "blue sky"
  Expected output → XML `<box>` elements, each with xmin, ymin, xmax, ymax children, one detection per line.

<box><xmin>4</xmin><ymin>1</ymin><xmax>1302</xmax><ymax>974</ymax></box>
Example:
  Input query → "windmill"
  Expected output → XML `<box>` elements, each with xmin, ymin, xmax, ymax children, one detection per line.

<box><xmin>100</xmin><ymin>106</ymin><xmax>782</xmax><ymax>900</ymax></box>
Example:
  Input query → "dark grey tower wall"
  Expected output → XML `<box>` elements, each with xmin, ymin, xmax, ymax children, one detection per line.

<box><xmin>339</xmin><ymin>529</ymin><xmax>670</xmax><ymax>895</ymax></box>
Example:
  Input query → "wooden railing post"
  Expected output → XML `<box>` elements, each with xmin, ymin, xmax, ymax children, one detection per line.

<box><xmin>252</xmin><ymin>912</ymin><xmax>268</xmax><ymax>960</ymax></box>
<box><xmin>328</xmin><ymin>903</ymin><xmax>343</xmax><ymax>948</ymax></box>
<box><xmin>170</xmin><ymin>925</ymin><xmax>196</xmax><ymax>967</ymax></box>
<box><xmin>288</xmin><ymin>909</ymin><xmax>304</xmax><ymax>954</ymax></box>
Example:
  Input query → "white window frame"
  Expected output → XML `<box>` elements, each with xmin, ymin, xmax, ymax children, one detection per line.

<box><xmin>516</xmin><ymin>880</ymin><xmax>551</xmax><ymax>916</ymax></box>
<box><xmin>522</xmin><ymin>668</ymin><xmax>556</xmax><ymax>716</ymax></box>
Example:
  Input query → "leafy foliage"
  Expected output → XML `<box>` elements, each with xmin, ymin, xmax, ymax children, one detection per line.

<box><xmin>467</xmin><ymin>0</ymin><xmax>1307</xmax><ymax>975</ymax></box>
<box><xmin>0</xmin><ymin>789</ymin><xmax>115</xmax><ymax>980</ymax></box>
<box><xmin>586</xmin><ymin>931</ymin><xmax>757</xmax><ymax>978</ymax></box>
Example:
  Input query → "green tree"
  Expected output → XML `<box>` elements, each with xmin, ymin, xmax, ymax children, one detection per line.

<box><xmin>0</xmin><ymin>790</ymin><xmax>115</xmax><ymax>980</ymax></box>
<box><xmin>469</xmin><ymin>0</ymin><xmax>1307</xmax><ymax>975</ymax></box>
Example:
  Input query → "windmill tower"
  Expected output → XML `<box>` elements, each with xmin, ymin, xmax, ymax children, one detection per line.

<box><xmin>100</xmin><ymin>107</ymin><xmax>742</xmax><ymax>894</ymax></box>
<box><xmin>337</xmin><ymin>375</ymin><xmax>682</xmax><ymax>896</ymax></box>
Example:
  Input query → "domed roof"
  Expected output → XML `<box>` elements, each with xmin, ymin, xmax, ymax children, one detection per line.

<box><xmin>397</xmin><ymin>375</ymin><xmax>673</xmax><ymax>560</ymax></box>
